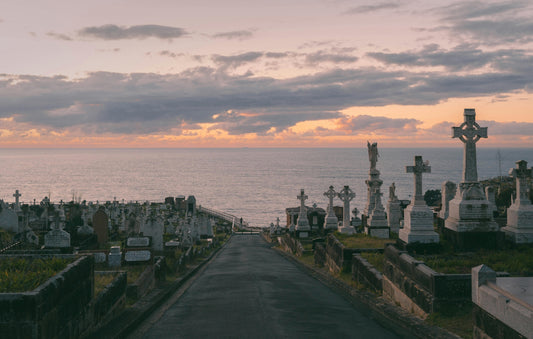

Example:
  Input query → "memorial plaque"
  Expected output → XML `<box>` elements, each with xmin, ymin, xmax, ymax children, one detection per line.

<box><xmin>125</xmin><ymin>250</ymin><xmax>151</xmax><ymax>262</ymax></box>
<box><xmin>127</xmin><ymin>237</ymin><xmax>150</xmax><ymax>247</ymax></box>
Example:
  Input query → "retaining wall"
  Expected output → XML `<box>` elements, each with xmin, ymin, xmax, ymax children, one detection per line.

<box><xmin>352</xmin><ymin>254</ymin><xmax>383</xmax><ymax>293</ymax></box>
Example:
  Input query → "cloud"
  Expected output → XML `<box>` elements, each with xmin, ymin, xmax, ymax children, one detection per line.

<box><xmin>47</xmin><ymin>32</ymin><xmax>73</xmax><ymax>41</ymax></box>
<box><xmin>211</xmin><ymin>52</ymin><xmax>264</xmax><ymax>68</ymax></box>
<box><xmin>305</xmin><ymin>50</ymin><xmax>358</xmax><ymax>65</ymax></box>
<box><xmin>480</xmin><ymin>120</ymin><xmax>533</xmax><ymax>135</ymax></box>
<box><xmin>211</xmin><ymin>30</ymin><xmax>254</xmax><ymax>40</ymax></box>
<box><xmin>343</xmin><ymin>2</ymin><xmax>400</xmax><ymax>15</ymax></box>
<box><xmin>336</xmin><ymin>114</ymin><xmax>421</xmax><ymax>134</ymax></box>
<box><xmin>78</xmin><ymin>24</ymin><xmax>187</xmax><ymax>40</ymax></box>
<box><xmin>366</xmin><ymin>44</ymin><xmax>529</xmax><ymax>72</ymax></box>
<box><xmin>434</xmin><ymin>1</ymin><xmax>533</xmax><ymax>45</ymax></box>
<box><xmin>159</xmin><ymin>50</ymin><xmax>184</xmax><ymax>58</ymax></box>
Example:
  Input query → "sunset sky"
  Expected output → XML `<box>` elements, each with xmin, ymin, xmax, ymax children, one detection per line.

<box><xmin>1</xmin><ymin>0</ymin><xmax>532</xmax><ymax>148</ymax></box>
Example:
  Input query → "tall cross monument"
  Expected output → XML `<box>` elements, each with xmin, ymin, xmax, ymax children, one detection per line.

<box><xmin>323</xmin><ymin>186</ymin><xmax>339</xmax><ymax>231</ymax></box>
<box><xmin>452</xmin><ymin>108</ymin><xmax>487</xmax><ymax>182</ymax></box>
<box><xmin>13</xmin><ymin>190</ymin><xmax>22</xmax><ymax>213</ymax></box>
<box><xmin>406</xmin><ymin>156</ymin><xmax>431</xmax><ymax>205</ymax></box>
<box><xmin>296</xmin><ymin>189</ymin><xmax>310</xmax><ymax>233</ymax></box>
<box><xmin>400</xmin><ymin>155</ymin><xmax>439</xmax><ymax>244</ymax></box>
<box><xmin>502</xmin><ymin>160</ymin><xmax>533</xmax><ymax>243</ymax></box>
<box><xmin>337</xmin><ymin>185</ymin><xmax>355</xmax><ymax>234</ymax></box>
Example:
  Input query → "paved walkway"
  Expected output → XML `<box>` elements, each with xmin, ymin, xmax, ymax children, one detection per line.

<box><xmin>132</xmin><ymin>234</ymin><xmax>399</xmax><ymax>338</ymax></box>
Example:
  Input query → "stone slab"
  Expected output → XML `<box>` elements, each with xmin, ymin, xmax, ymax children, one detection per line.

<box><xmin>93</xmin><ymin>252</ymin><xmax>107</xmax><ymax>263</ymax></box>
<box><xmin>496</xmin><ymin>277</ymin><xmax>533</xmax><ymax>307</ymax></box>
<box><xmin>125</xmin><ymin>250</ymin><xmax>152</xmax><ymax>262</ymax></box>
<box><xmin>127</xmin><ymin>237</ymin><xmax>151</xmax><ymax>247</ymax></box>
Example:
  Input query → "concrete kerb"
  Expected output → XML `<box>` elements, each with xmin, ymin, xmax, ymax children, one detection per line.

<box><xmin>85</xmin><ymin>236</ymin><xmax>232</xmax><ymax>339</ymax></box>
<box><xmin>273</xmin><ymin>247</ymin><xmax>461</xmax><ymax>339</ymax></box>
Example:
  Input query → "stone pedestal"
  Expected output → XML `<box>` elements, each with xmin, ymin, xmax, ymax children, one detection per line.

<box><xmin>386</xmin><ymin>199</ymin><xmax>401</xmax><ymax>233</ymax></box>
<box><xmin>364</xmin><ymin>169</ymin><xmax>383</xmax><ymax>216</ymax></box>
<box><xmin>400</xmin><ymin>204</ymin><xmax>439</xmax><ymax>244</ymax></box>
<box><xmin>365</xmin><ymin>206</ymin><xmax>389</xmax><ymax>238</ymax></box>
<box><xmin>338</xmin><ymin>226</ymin><xmax>355</xmax><ymax>235</ymax></box>
<box><xmin>502</xmin><ymin>204</ymin><xmax>533</xmax><ymax>243</ymax></box>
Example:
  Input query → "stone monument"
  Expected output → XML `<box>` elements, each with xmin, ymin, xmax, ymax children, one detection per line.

<box><xmin>501</xmin><ymin>160</ymin><xmax>533</xmax><ymax>243</ymax></box>
<box><xmin>44</xmin><ymin>215</ymin><xmax>71</xmax><ymax>248</ymax></box>
<box><xmin>93</xmin><ymin>207</ymin><xmax>109</xmax><ymax>245</ymax></box>
<box><xmin>13</xmin><ymin>190</ymin><xmax>22</xmax><ymax>214</ymax></box>
<box><xmin>365</xmin><ymin>188</ymin><xmax>390</xmax><ymax>238</ymax></box>
<box><xmin>439</xmin><ymin>181</ymin><xmax>456</xmax><ymax>220</ymax></box>
<box><xmin>337</xmin><ymin>185</ymin><xmax>355</xmax><ymax>234</ymax></box>
<box><xmin>108</xmin><ymin>246</ymin><xmax>121</xmax><ymax>267</ymax></box>
<box><xmin>295</xmin><ymin>189</ymin><xmax>310</xmax><ymax>237</ymax></box>
<box><xmin>364</xmin><ymin>141</ymin><xmax>384</xmax><ymax>217</ymax></box>
<box><xmin>323</xmin><ymin>186</ymin><xmax>339</xmax><ymax>231</ymax></box>
<box><xmin>400</xmin><ymin>156</ymin><xmax>439</xmax><ymax>244</ymax></box>
<box><xmin>386</xmin><ymin>183</ymin><xmax>401</xmax><ymax>233</ymax></box>
<box><xmin>445</xmin><ymin>109</ymin><xmax>499</xmax><ymax>247</ymax></box>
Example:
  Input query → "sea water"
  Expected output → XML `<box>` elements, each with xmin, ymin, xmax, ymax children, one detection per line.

<box><xmin>1</xmin><ymin>148</ymin><xmax>532</xmax><ymax>227</ymax></box>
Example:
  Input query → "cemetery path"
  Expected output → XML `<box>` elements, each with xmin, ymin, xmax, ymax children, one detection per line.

<box><xmin>133</xmin><ymin>234</ymin><xmax>399</xmax><ymax>339</ymax></box>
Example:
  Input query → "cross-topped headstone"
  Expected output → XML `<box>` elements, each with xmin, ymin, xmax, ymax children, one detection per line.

<box><xmin>406</xmin><ymin>155</ymin><xmax>431</xmax><ymax>205</ymax></box>
<box><xmin>324</xmin><ymin>186</ymin><xmax>337</xmax><ymax>214</ymax></box>
<box><xmin>296</xmin><ymin>189</ymin><xmax>310</xmax><ymax>230</ymax></box>
<box><xmin>452</xmin><ymin>109</ymin><xmax>487</xmax><ymax>182</ymax></box>
<box><xmin>13</xmin><ymin>190</ymin><xmax>21</xmax><ymax>212</ymax></box>
<box><xmin>510</xmin><ymin>160</ymin><xmax>532</xmax><ymax>205</ymax></box>
<box><xmin>338</xmin><ymin>185</ymin><xmax>356</xmax><ymax>228</ymax></box>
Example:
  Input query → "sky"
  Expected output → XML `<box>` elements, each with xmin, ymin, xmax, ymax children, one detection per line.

<box><xmin>1</xmin><ymin>0</ymin><xmax>532</xmax><ymax>148</ymax></box>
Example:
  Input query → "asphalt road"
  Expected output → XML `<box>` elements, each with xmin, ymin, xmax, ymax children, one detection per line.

<box><xmin>133</xmin><ymin>234</ymin><xmax>400</xmax><ymax>338</ymax></box>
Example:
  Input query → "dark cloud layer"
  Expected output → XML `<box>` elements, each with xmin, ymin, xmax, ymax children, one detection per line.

<box><xmin>211</xmin><ymin>30</ymin><xmax>254</xmax><ymax>40</ymax></box>
<box><xmin>78</xmin><ymin>24</ymin><xmax>187</xmax><ymax>40</ymax></box>
<box><xmin>343</xmin><ymin>2</ymin><xmax>400</xmax><ymax>15</ymax></box>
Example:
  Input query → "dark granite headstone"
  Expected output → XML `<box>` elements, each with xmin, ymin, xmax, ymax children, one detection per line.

<box><xmin>93</xmin><ymin>207</ymin><xmax>108</xmax><ymax>244</ymax></box>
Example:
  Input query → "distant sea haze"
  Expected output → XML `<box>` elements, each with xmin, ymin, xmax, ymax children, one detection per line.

<box><xmin>1</xmin><ymin>148</ymin><xmax>532</xmax><ymax>227</ymax></box>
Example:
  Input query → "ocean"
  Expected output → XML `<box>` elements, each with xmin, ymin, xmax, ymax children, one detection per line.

<box><xmin>1</xmin><ymin>148</ymin><xmax>532</xmax><ymax>227</ymax></box>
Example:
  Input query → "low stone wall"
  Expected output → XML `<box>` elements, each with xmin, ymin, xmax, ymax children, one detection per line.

<box><xmin>92</xmin><ymin>271</ymin><xmax>127</xmax><ymax>329</ymax></box>
<box><xmin>127</xmin><ymin>264</ymin><xmax>155</xmax><ymax>299</ymax></box>
<box><xmin>0</xmin><ymin>255</ymin><xmax>94</xmax><ymax>339</ymax></box>
<box><xmin>352</xmin><ymin>254</ymin><xmax>383</xmax><ymax>293</ymax></box>
<box><xmin>383</xmin><ymin>245</ymin><xmax>471</xmax><ymax>316</ymax></box>
<box><xmin>314</xmin><ymin>242</ymin><xmax>327</xmax><ymax>267</ymax></box>
<box><xmin>278</xmin><ymin>234</ymin><xmax>304</xmax><ymax>256</ymax></box>
<box><xmin>324</xmin><ymin>234</ymin><xmax>360</xmax><ymax>273</ymax></box>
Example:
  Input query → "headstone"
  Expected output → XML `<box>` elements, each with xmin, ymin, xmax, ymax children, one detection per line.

<box><xmin>439</xmin><ymin>181</ymin><xmax>456</xmax><ymax>220</ymax></box>
<box><xmin>187</xmin><ymin>195</ymin><xmax>196</xmax><ymax>217</ymax></box>
<box><xmin>93</xmin><ymin>207</ymin><xmax>109</xmax><ymax>244</ymax></box>
<box><xmin>0</xmin><ymin>200</ymin><xmax>19</xmax><ymax>233</ymax></box>
<box><xmin>400</xmin><ymin>156</ymin><xmax>439</xmax><ymax>244</ymax></box>
<box><xmin>125</xmin><ymin>250</ymin><xmax>151</xmax><ymax>262</ymax></box>
<box><xmin>44</xmin><ymin>219</ymin><xmax>71</xmax><ymax>248</ymax></box>
<box><xmin>364</xmin><ymin>141</ymin><xmax>384</xmax><ymax>216</ymax></box>
<box><xmin>127</xmin><ymin>236</ymin><xmax>151</xmax><ymax>247</ymax></box>
<box><xmin>295</xmin><ymin>189</ymin><xmax>310</xmax><ymax>236</ymax></box>
<box><xmin>93</xmin><ymin>252</ymin><xmax>107</xmax><ymax>263</ymax></box>
<box><xmin>141</xmin><ymin>214</ymin><xmax>164</xmax><ymax>251</ymax></box>
<box><xmin>445</xmin><ymin>109</ymin><xmax>499</xmax><ymax>236</ymax></box>
<box><xmin>484</xmin><ymin>186</ymin><xmax>497</xmax><ymax>215</ymax></box>
<box><xmin>77</xmin><ymin>210</ymin><xmax>94</xmax><ymax>235</ymax></box>
<box><xmin>108</xmin><ymin>246</ymin><xmax>121</xmax><ymax>267</ymax></box>
<box><xmin>337</xmin><ymin>185</ymin><xmax>356</xmax><ymax>234</ymax></box>
<box><xmin>13</xmin><ymin>190</ymin><xmax>22</xmax><ymax>213</ymax></box>
<box><xmin>501</xmin><ymin>160</ymin><xmax>533</xmax><ymax>243</ymax></box>
<box><xmin>323</xmin><ymin>186</ymin><xmax>339</xmax><ymax>231</ymax></box>
<box><xmin>386</xmin><ymin>183</ymin><xmax>401</xmax><ymax>233</ymax></box>
<box><xmin>365</xmin><ymin>189</ymin><xmax>390</xmax><ymax>238</ymax></box>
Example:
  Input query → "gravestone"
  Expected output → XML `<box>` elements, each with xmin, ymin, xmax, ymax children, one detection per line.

<box><xmin>187</xmin><ymin>195</ymin><xmax>196</xmax><ymax>217</ymax></box>
<box><xmin>399</xmin><ymin>156</ymin><xmax>439</xmax><ymax>244</ymax></box>
<box><xmin>484</xmin><ymin>186</ymin><xmax>497</xmax><ymax>215</ymax></box>
<box><xmin>337</xmin><ymin>185</ymin><xmax>355</xmax><ymax>234</ymax></box>
<box><xmin>0</xmin><ymin>200</ymin><xmax>19</xmax><ymax>233</ymax></box>
<box><xmin>323</xmin><ymin>186</ymin><xmax>339</xmax><ymax>231</ymax></box>
<box><xmin>108</xmin><ymin>246</ymin><xmax>121</xmax><ymax>267</ymax></box>
<box><xmin>365</xmin><ymin>189</ymin><xmax>390</xmax><ymax>238</ymax></box>
<box><xmin>439</xmin><ymin>181</ymin><xmax>456</xmax><ymax>220</ymax></box>
<box><xmin>125</xmin><ymin>250</ymin><xmax>151</xmax><ymax>263</ymax></box>
<box><xmin>386</xmin><ymin>183</ymin><xmax>401</xmax><ymax>233</ymax></box>
<box><xmin>93</xmin><ymin>207</ymin><xmax>109</xmax><ymax>245</ymax></box>
<box><xmin>77</xmin><ymin>210</ymin><xmax>94</xmax><ymax>236</ymax></box>
<box><xmin>44</xmin><ymin>218</ymin><xmax>71</xmax><ymax>248</ymax></box>
<box><xmin>364</xmin><ymin>141</ymin><xmax>384</xmax><ymax>216</ymax></box>
<box><xmin>501</xmin><ymin>160</ymin><xmax>533</xmax><ymax>243</ymax></box>
<box><xmin>13</xmin><ymin>190</ymin><xmax>22</xmax><ymax>214</ymax></box>
<box><xmin>295</xmin><ymin>189</ymin><xmax>310</xmax><ymax>237</ymax></box>
<box><xmin>141</xmin><ymin>214</ymin><xmax>164</xmax><ymax>251</ymax></box>
<box><xmin>444</xmin><ymin>109</ymin><xmax>499</xmax><ymax>248</ymax></box>
<box><xmin>127</xmin><ymin>236</ymin><xmax>151</xmax><ymax>247</ymax></box>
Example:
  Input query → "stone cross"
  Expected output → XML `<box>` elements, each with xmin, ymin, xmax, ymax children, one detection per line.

<box><xmin>509</xmin><ymin>160</ymin><xmax>532</xmax><ymax>205</ymax></box>
<box><xmin>324</xmin><ymin>186</ymin><xmax>337</xmax><ymax>215</ymax></box>
<box><xmin>406</xmin><ymin>155</ymin><xmax>431</xmax><ymax>205</ymax></box>
<box><xmin>296</xmin><ymin>189</ymin><xmax>310</xmax><ymax>228</ymax></box>
<box><xmin>338</xmin><ymin>185</ymin><xmax>356</xmax><ymax>227</ymax></box>
<box><xmin>452</xmin><ymin>108</ymin><xmax>487</xmax><ymax>182</ymax></box>
<box><xmin>13</xmin><ymin>190</ymin><xmax>21</xmax><ymax>206</ymax></box>
<box><xmin>297</xmin><ymin>189</ymin><xmax>308</xmax><ymax>212</ymax></box>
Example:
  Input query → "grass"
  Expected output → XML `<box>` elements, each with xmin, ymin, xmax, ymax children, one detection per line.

<box><xmin>94</xmin><ymin>272</ymin><xmax>118</xmax><ymax>296</ymax></box>
<box><xmin>298</xmin><ymin>251</ymin><xmax>315</xmax><ymax>267</ymax></box>
<box><xmin>0</xmin><ymin>257</ymin><xmax>72</xmax><ymax>292</ymax></box>
<box><xmin>416</xmin><ymin>245</ymin><xmax>533</xmax><ymax>275</ymax></box>
<box><xmin>334</xmin><ymin>232</ymin><xmax>393</xmax><ymax>249</ymax></box>
<box><xmin>125</xmin><ymin>264</ymin><xmax>150</xmax><ymax>284</ymax></box>
<box><xmin>426</xmin><ymin>303</ymin><xmax>473</xmax><ymax>339</ymax></box>
<box><xmin>360</xmin><ymin>252</ymin><xmax>385</xmax><ymax>272</ymax></box>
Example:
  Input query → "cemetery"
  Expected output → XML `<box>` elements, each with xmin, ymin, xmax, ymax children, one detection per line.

<box><xmin>272</xmin><ymin>109</ymin><xmax>533</xmax><ymax>339</ymax></box>
<box><xmin>0</xmin><ymin>193</ymin><xmax>232</xmax><ymax>338</ymax></box>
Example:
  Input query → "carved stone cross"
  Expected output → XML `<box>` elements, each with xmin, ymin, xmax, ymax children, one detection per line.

<box><xmin>338</xmin><ymin>185</ymin><xmax>355</xmax><ymax>227</ymax></box>
<box><xmin>406</xmin><ymin>155</ymin><xmax>431</xmax><ymax>205</ymax></box>
<box><xmin>452</xmin><ymin>108</ymin><xmax>487</xmax><ymax>182</ymax></box>
<box><xmin>297</xmin><ymin>189</ymin><xmax>308</xmax><ymax>210</ymax></box>
<box><xmin>13</xmin><ymin>190</ymin><xmax>21</xmax><ymax>205</ymax></box>
<box><xmin>324</xmin><ymin>186</ymin><xmax>336</xmax><ymax>213</ymax></box>
<box><xmin>510</xmin><ymin>160</ymin><xmax>532</xmax><ymax>205</ymax></box>
<box><xmin>296</xmin><ymin>189</ymin><xmax>310</xmax><ymax>228</ymax></box>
